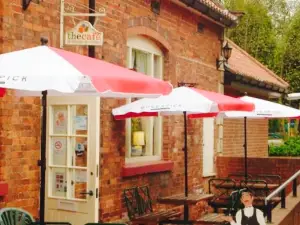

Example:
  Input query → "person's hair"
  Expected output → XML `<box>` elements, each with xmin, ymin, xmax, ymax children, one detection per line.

<box><xmin>240</xmin><ymin>190</ymin><xmax>254</xmax><ymax>198</ymax></box>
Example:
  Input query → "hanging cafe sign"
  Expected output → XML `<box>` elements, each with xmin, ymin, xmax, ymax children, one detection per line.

<box><xmin>60</xmin><ymin>1</ymin><xmax>106</xmax><ymax>47</ymax></box>
<box><xmin>65</xmin><ymin>21</ymin><xmax>103</xmax><ymax>46</ymax></box>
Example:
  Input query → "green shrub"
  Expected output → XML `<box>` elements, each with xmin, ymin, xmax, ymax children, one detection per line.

<box><xmin>269</xmin><ymin>136</ymin><xmax>300</xmax><ymax>156</ymax></box>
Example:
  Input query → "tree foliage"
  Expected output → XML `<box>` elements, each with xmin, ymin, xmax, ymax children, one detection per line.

<box><xmin>224</xmin><ymin>0</ymin><xmax>300</xmax><ymax>92</ymax></box>
<box><xmin>225</xmin><ymin>0</ymin><xmax>276</xmax><ymax>67</ymax></box>
<box><xmin>281</xmin><ymin>8</ymin><xmax>300</xmax><ymax>92</ymax></box>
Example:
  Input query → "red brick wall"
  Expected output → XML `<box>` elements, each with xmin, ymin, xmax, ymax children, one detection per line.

<box><xmin>222</xmin><ymin>118</ymin><xmax>268</xmax><ymax>157</ymax></box>
<box><xmin>216</xmin><ymin>156</ymin><xmax>300</xmax><ymax>192</ymax></box>
<box><xmin>0</xmin><ymin>92</ymin><xmax>41</xmax><ymax>216</ymax></box>
<box><xmin>0</xmin><ymin>0</ymin><xmax>223</xmax><ymax>221</ymax></box>
<box><xmin>222</xmin><ymin>87</ymin><xmax>269</xmax><ymax>158</ymax></box>
<box><xmin>98</xmin><ymin>0</ymin><xmax>223</xmax><ymax>221</ymax></box>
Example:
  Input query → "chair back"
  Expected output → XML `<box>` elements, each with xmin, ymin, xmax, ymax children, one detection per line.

<box><xmin>0</xmin><ymin>208</ymin><xmax>34</xmax><ymax>225</ymax></box>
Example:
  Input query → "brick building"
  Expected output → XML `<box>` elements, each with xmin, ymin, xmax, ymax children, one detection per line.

<box><xmin>0</xmin><ymin>0</ymin><xmax>289</xmax><ymax>225</ymax></box>
<box><xmin>220</xmin><ymin>40</ymin><xmax>289</xmax><ymax>158</ymax></box>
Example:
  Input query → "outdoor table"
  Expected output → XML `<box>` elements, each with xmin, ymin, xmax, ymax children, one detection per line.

<box><xmin>158</xmin><ymin>193</ymin><xmax>215</xmax><ymax>225</ymax></box>
<box><xmin>157</xmin><ymin>193</ymin><xmax>214</xmax><ymax>205</ymax></box>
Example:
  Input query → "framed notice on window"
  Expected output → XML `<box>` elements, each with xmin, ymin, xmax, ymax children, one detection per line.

<box><xmin>53</xmin><ymin>106</ymin><xmax>68</xmax><ymax>134</ymax></box>
<box><xmin>55</xmin><ymin>172</ymin><xmax>66</xmax><ymax>193</ymax></box>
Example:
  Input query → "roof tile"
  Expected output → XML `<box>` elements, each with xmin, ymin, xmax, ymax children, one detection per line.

<box><xmin>227</xmin><ymin>39</ymin><xmax>288</xmax><ymax>89</ymax></box>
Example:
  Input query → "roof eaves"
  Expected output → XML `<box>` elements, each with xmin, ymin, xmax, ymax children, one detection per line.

<box><xmin>226</xmin><ymin>66</ymin><xmax>288</xmax><ymax>93</ymax></box>
<box><xmin>227</xmin><ymin>39</ymin><xmax>289</xmax><ymax>88</ymax></box>
<box><xmin>179</xmin><ymin>0</ymin><xmax>239</xmax><ymax>27</ymax></box>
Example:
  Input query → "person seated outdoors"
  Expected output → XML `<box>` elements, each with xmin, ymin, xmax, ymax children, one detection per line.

<box><xmin>222</xmin><ymin>189</ymin><xmax>266</xmax><ymax>225</ymax></box>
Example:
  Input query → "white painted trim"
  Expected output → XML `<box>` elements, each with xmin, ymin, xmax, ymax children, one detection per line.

<box><xmin>202</xmin><ymin>118</ymin><xmax>215</xmax><ymax>176</ymax></box>
<box><xmin>202</xmin><ymin>172</ymin><xmax>217</xmax><ymax>178</ymax></box>
<box><xmin>125</xmin><ymin>36</ymin><xmax>163</xmax><ymax>161</ymax></box>
<box><xmin>127</xmin><ymin>36</ymin><xmax>163</xmax><ymax>56</ymax></box>
<box><xmin>125</xmin><ymin>155</ymin><xmax>161</xmax><ymax>164</ymax></box>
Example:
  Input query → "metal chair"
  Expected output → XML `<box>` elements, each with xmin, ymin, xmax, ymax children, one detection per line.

<box><xmin>0</xmin><ymin>208</ymin><xmax>34</xmax><ymax>225</ymax></box>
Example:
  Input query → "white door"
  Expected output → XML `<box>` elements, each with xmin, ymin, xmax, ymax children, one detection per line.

<box><xmin>45</xmin><ymin>96</ymin><xmax>100</xmax><ymax>225</ymax></box>
<box><xmin>202</xmin><ymin>118</ymin><xmax>215</xmax><ymax>177</ymax></box>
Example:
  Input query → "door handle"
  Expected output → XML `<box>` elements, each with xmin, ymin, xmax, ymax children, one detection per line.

<box><xmin>80</xmin><ymin>190</ymin><xmax>93</xmax><ymax>196</ymax></box>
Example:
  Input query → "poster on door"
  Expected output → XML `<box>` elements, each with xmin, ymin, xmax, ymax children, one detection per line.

<box><xmin>74</xmin><ymin>116</ymin><xmax>87</xmax><ymax>131</ymax></box>
<box><xmin>53</xmin><ymin>107</ymin><xmax>67</xmax><ymax>134</ymax></box>
<box><xmin>52</xmin><ymin>137</ymin><xmax>67</xmax><ymax>165</ymax></box>
<box><xmin>55</xmin><ymin>172</ymin><xmax>66</xmax><ymax>193</ymax></box>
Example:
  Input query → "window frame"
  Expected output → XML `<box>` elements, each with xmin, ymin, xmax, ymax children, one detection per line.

<box><xmin>125</xmin><ymin>36</ymin><xmax>164</xmax><ymax>164</ymax></box>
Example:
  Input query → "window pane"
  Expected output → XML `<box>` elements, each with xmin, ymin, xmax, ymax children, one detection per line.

<box><xmin>71</xmin><ymin>105</ymin><xmax>88</xmax><ymax>136</ymax></box>
<box><xmin>154</xmin><ymin>55</ymin><xmax>162</xmax><ymax>79</ymax></box>
<box><xmin>131</xmin><ymin>117</ymin><xmax>145</xmax><ymax>156</ymax></box>
<box><xmin>51</xmin><ymin>137</ymin><xmax>67</xmax><ymax>166</ymax></box>
<box><xmin>132</xmin><ymin>49</ymin><xmax>148</xmax><ymax>74</ymax></box>
<box><xmin>52</xmin><ymin>106</ymin><xmax>68</xmax><ymax>135</ymax></box>
<box><xmin>131</xmin><ymin>117</ymin><xmax>154</xmax><ymax>157</ymax></box>
<box><xmin>71</xmin><ymin>137</ymin><xmax>88</xmax><ymax>167</ymax></box>
<box><xmin>71</xmin><ymin>169</ymin><xmax>87</xmax><ymax>200</ymax></box>
<box><xmin>51</xmin><ymin>168</ymin><xmax>67</xmax><ymax>197</ymax></box>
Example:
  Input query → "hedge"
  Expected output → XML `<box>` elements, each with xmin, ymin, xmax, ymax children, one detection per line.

<box><xmin>269</xmin><ymin>137</ymin><xmax>300</xmax><ymax>156</ymax></box>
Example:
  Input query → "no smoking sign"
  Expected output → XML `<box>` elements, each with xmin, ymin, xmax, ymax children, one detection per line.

<box><xmin>55</xmin><ymin>141</ymin><xmax>62</xmax><ymax>150</ymax></box>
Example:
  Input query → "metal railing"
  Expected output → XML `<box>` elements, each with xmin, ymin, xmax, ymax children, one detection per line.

<box><xmin>265</xmin><ymin>170</ymin><xmax>300</xmax><ymax>223</ymax></box>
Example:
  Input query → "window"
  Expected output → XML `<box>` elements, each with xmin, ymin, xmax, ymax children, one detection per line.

<box><xmin>125</xmin><ymin>36</ymin><xmax>163</xmax><ymax>163</ymax></box>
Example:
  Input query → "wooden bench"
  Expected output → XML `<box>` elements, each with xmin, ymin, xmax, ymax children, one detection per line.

<box><xmin>123</xmin><ymin>186</ymin><xmax>181</xmax><ymax>225</ymax></box>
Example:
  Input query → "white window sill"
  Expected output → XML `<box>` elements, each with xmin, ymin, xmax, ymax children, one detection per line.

<box><xmin>202</xmin><ymin>172</ymin><xmax>217</xmax><ymax>178</ymax></box>
<box><xmin>125</xmin><ymin>155</ymin><xmax>161</xmax><ymax>164</ymax></box>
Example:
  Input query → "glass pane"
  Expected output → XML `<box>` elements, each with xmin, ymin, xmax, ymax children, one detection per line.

<box><xmin>131</xmin><ymin>117</ymin><xmax>153</xmax><ymax>157</ymax></box>
<box><xmin>52</xmin><ymin>105</ymin><xmax>68</xmax><ymax>135</ymax></box>
<box><xmin>51</xmin><ymin>168</ymin><xmax>67</xmax><ymax>197</ymax></box>
<box><xmin>132</xmin><ymin>49</ymin><xmax>148</xmax><ymax>74</ymax></box>
<box><xmin>51</xmin><ymin>137</ymin><xmax>67</xmax><ymax>166</ymax></box>
<box><xmin>154</xmin><ymin>55</ymin><xmax>162</xmax><ymax>79</ymax></box>
<box><xmin>71</xmin><ymin>169</ymin><xmax>87</xmax><ymax>200</ymax></box>
<box><xmin>72</xmin><ymin>105</ymin><xmax>88</xmax><ymax>135</ymax></box>
<box><xmin>71</xmin><ymin>137</ymin><xmax>87</xmax><ymax>167</ymax></box>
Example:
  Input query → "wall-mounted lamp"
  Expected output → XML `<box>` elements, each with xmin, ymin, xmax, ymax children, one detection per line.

<box><xmin>22</xmin><ymin>0</ymin><xmax>32</xmax><ymax>10</ymax></box>
<box><xmin>151</xmin><ymin>0</ymin><xmax>161</xmax><ymax>15</ymax></box>
<box><xmin>216</xmin><ymin>41</ymin><xmax>233</xmax><ymax>71</ymax></box>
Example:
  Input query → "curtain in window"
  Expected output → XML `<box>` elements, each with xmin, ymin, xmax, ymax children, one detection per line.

<box><xmin>131</xmin><ymin>50</ymin><xmax>153</xmax><ymax>156</ymax></box>
<box><xmin>132</xmin><ymin>50</ymin><xmax>147</xmax><ymax>74</ymax></box>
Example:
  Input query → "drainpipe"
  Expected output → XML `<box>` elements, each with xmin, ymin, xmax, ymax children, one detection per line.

<box><xmin>216</xmin><ymin>29</ymin><xmax>225</xmax><ymax>154</ymax></box>
<box><xmin>89</xmin><ymin>0</ymin><xmax>95</xmax><ymax>58</ymax></box>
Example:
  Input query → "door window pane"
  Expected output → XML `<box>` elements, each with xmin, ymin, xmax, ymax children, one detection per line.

<box><xmin>51</xmin><ymin>137</ymin><xmax>67</xmax><ymax>166</ymax></box>
<box><xmin>72</xmin><ymin>105</ymin><xmax>88</xmax><ymax>136</ymax></box>
<box><xmin>52</xmin><ymin>105</ymin><xmax>68</xmax><ymax>135</ymax></box>
<box><xmin>71</xmin><ymin>137</ymin><xmax>88</xmax><ymax>167</ymax></box>
<box><xmin>71</xmin><ymin>169</ymin><xmax>88</xmax><ymax>200</ymax></box>
<box><xmin>51</xmin><ymin>168</ymin><xmax>67</xmax><ymax>198</ymax></box>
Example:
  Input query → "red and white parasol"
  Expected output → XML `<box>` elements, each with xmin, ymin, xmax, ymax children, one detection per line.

<box><xmin>0</xmin><ymin>46</ymin><xmax>172</xmax><ymax>97</ymax></box>
<box><xmin>113</xmin><ymin>87</ymin><xmax>254</xmax><ymax>119</ymax></box>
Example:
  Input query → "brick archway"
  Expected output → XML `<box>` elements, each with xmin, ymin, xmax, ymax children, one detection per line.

<box><xmin>127</xmin><ymin>17</ymin><xmax>171</xmax><ymax>52</ymax></box>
